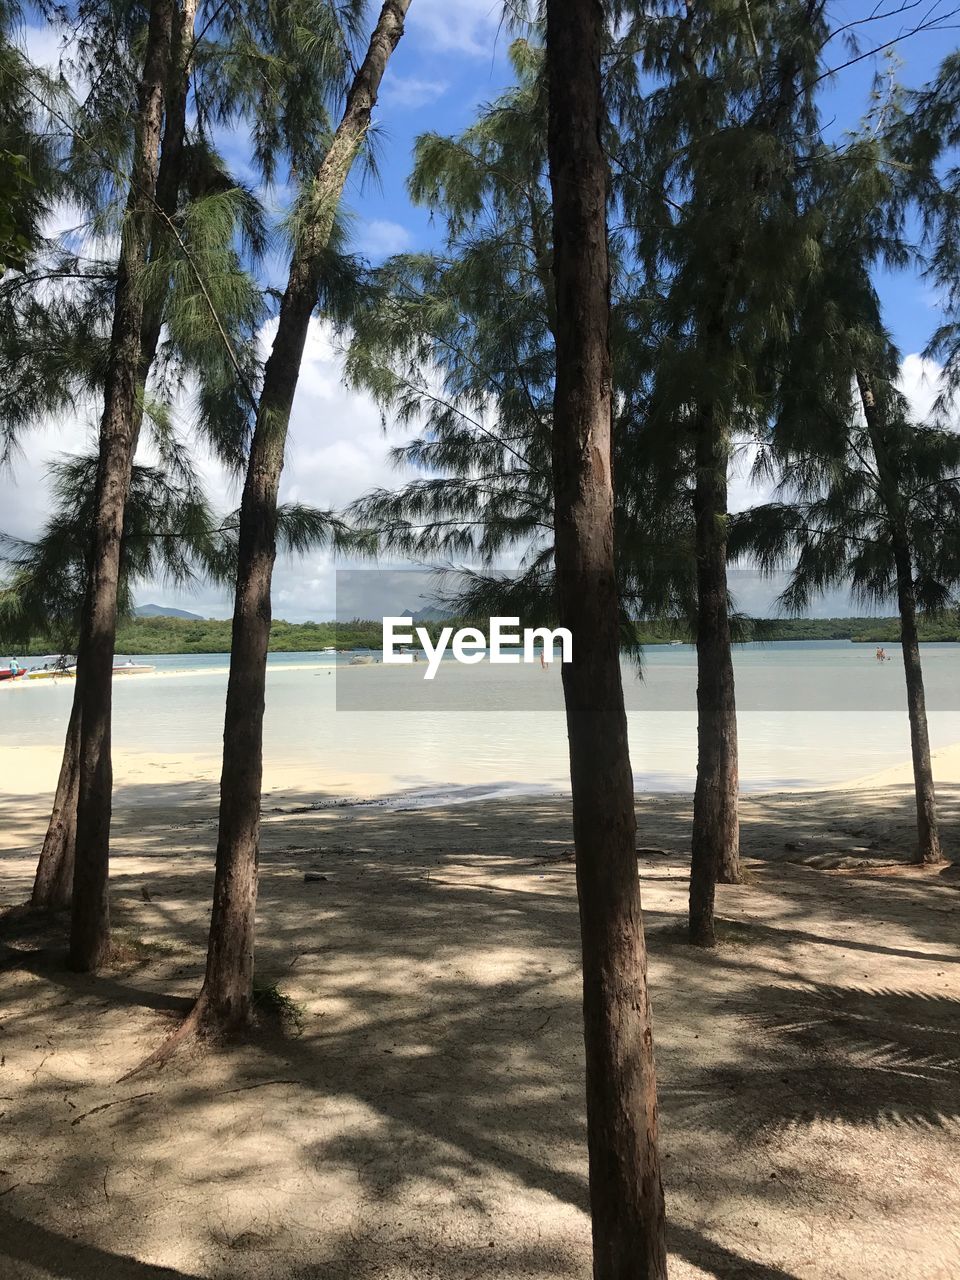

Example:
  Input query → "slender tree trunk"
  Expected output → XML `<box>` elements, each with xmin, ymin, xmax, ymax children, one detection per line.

<box><xmin>689</xmin><ymin>406</ymin><xmax>741</xmax><ymax>947</ymax></box>
<box><xmin>29</xmin><ymin>0</ymin><xmax>195</xmax><ymax>913</ymax></box>
<box><xmin>546</xmin><ymin>2</ymin><xmax>667</xmax><ymax>1276</ymax></box>
<box><xmin>856</xmin><ymin>375</ymin><xmax>942</xmax><ymax>866</ymax></box>
<box><xmin>31</xmin><ymin>683</ymin><xmax>81</xmax><ymax>910</ymax></box>
<box><xmin>893</xmin><ymin>540</ymin><xmax>943</xmax><ymax>864</ymax></box>
<box><xmin>679</xmin><ymin>2</ymin><xmax>821</xmax><ymax>948</ymax></box>
<box><xmin>69</xmin><ymin>0</ymin><xmax>176</xmax><ymax>972</ymax></box>
<box><xmin>195</xmin><ymin>0</ymin><xmax>411</xmax><ymax>1029</ymax></box>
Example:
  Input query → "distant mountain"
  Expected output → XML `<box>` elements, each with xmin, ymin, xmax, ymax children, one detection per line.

<box><xmin>134</xmin><ymin>604</ymin><xmax>204</xmax><ymax>621</ymax></box>
<box><xmin>402</xmin><ymin>605</ymin><xmax>449</xmax><ymax>623</ymax></box>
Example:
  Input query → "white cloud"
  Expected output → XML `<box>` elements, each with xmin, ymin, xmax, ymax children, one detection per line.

<box><xmin>726</xmin><ymin>353</ymin><xmax>953</xmax><ymax>519</ymax></box>
<box><xmin>409</xmin><ymin>0</ymin><xmax>504</xmax><ymax>57</ymax></box>
<box><xmin>354</xmin><ymin>218</ymin><xmax>413</xmax><ymax>258</ymax></box>
<box><xmin>381</xmin><ymin>71</ymin><xmax>450</xmax><ymax>109</ymax></box>
<box><xmin>9</xmin><ymin>299</ymin><xmax>950</xmax><ymax>627</ymax></box>
<box><xmin>898</xmin><ymin>353</ymin><xmax>946</xmax><ymax>423</ymax></box>
<box><xmin>0</xmin><ymin>319</ymin><xmax>414</xmax><ymax>621</ymax></box>
<box><xmin>21</xmin><ymin>23</ymin><xmax>68</xmax><ymax>74</ymax></box>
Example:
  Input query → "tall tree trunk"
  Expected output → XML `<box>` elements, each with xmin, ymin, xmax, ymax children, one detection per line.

<box><xmin>546</xmin><ymin>2</ymin><xmax>667</xmax><ymax>1277</ymax></box>
<box><xmin>69</xmin><ymin>0</ymin><xmax>176</xmax><ymax>972</ymax></box>
<box><xmin>689</xmin><ymin>406</ymin><xmax>741</xmax><ymax>947</ymax></box>
<box><xmin>195</xmin><ymin>0</ymin><xmax>411</xmax><ymax>1030</ymax></box>
<box><xmin>31</xmin><ymin>683</ymin><xmax>81</xmax><ymax>911</ymax></box>
<box><xmin>32</xmin><ymin>0</ymin><xmax>196</xmax><ymax>918</ymax></box>
<box><xmin>679</xmin><ymin>2</ymin><xmax>823</xmax><ymax>947</ymax></box>
<box><xmin>857</xmin><ymin>375</ymin><xmax>943</xmax><ymax>866</ymax></box>
<box><xmin>893</xmin><ymin>539</ymin><xmax>943</xmax><ymax>864</ymax></box>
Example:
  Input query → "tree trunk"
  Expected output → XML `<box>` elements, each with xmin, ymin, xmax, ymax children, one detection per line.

<box><xmin>546</xmin><ymin>2</ymin><xmax>667</xmax><ymax>1277</ymax></box>
<box><xmin>196</xmin><ymin>0</ymin><xmax>412</xmax><ymax>1029</ymax></box>
<box><xmin>31</xmin><ymin>683</ymin><xmax>81</xmax><ymax>911</ymax></box>
<box><xmin>32</xmin><ymin>1</ymin><xmax>196</xmax><ymax>920</ymax></box>
<box><xmin>856</xmin><ymin>375</ymin><xmax>943</xmax><ymax>866</ymax></box>
<box><xmin>893</xmin><ymin>539</ymin><xmax>943</xmax><ymax>864</ymax></box>
<box><xmin>678</xmin><ymin>2</ymin><xmax>821</xmax><ymax>948</ymax></box>
<box><xmin>689</xmin><ymin>406</ymin><xmax>741</xmax><ymax>947</ymax></box>
<box><xmin>70</xmin><ymin>0</ymin><xmax>176</xmax><ymax>972</ymax></box>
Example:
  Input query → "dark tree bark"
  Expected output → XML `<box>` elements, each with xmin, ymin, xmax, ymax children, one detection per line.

<box><xmin>546</xmin><ymin>2</ymin><xmax>667</xmax><ymax>1277</ymax></box>
<box><xmin>680</xmin><ymin>4</ymin><xmax>829</xmax><ymax>944</ymax></box>
<box><xmin>69</xmin><ymin>0</ymin><xmax>177</xmax><ymax>972</ymax></box>
<box><xmin>857</xmin><ymin>375</ymin><xmax>943</xmax><ymax>866</ymax></box>
<box><xmin>689</xmin><ymin>406</ymin><xmax>741</xmax><ymax>947</ymax></box>
<box><xmin>894</xmin><ymin>540</ymin><xmax>943</xmax><ymax>864</ymax></box>
<box><xmin>49</xmin><ymin>0</ymin><xmax>196</xmax><ymax>952</ymax></box>
<box><xmin>195</xmin><ymin>0</ymin><xmax>412</xmax><ymax>1030</ymax></box>
<box><xmin>31</xmin><ymin>683</ymin><xmax>81</xmax><ymax>911</ymax></box>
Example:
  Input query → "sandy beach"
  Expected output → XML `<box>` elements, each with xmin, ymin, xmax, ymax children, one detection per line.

<box><xmin>1</xmin><ymin>745</ymin><xmax>959</xmax><ymax>1279</ymax></box>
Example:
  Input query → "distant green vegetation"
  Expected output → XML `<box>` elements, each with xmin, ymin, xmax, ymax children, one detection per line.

<box><xmin>7</xmin><ymin>611</ymin><xmax>960</xmax><ymax>657</ymax></box>
<box><xmin>111</xmin><ymin>616</ymin><xmax>383</xmax><ymax>653</ymax></box>
<box><xmin>630</xmin><ymin>615</ymin><xmax>960</xmax><ymax>644</ymax></box>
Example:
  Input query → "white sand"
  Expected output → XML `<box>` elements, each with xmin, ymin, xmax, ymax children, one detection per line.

<box><xmin>1</xmin><ymin>746</ymin><xmax>958</xmax><ymax>1279</ymax></box>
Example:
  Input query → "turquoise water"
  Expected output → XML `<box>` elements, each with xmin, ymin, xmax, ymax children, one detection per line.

<box><xmin>2</xmin><ymin>641</ymin><xmax>959</xmax><ymax>795</ymax></box>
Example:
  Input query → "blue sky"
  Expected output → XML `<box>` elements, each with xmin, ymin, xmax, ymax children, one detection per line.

<box><xmin>327</xmin><ymin>0</ymin><xmax>960</xmax><ymax>359</ymax></box>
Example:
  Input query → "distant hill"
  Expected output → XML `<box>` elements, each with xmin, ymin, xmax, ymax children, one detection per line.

<box><xmin>134</xmin><ymin>604</ymin><xmax>204</xmax><ymax>621</ymax></box>
<box><xmin>403</xmin><ymin>605</ymin><xmax>449</xmax><ymax>623</ymax></box>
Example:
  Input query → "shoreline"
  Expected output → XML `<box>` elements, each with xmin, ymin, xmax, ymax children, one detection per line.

<box><xmin>3</xmin><ymin>738</ymin><xmax>960</xmax><ymax>811</ymax></box>
<box><xmin>0</xmin><ymin>658</ymin><xmax>339</xmax><ymax>686</ymax></box>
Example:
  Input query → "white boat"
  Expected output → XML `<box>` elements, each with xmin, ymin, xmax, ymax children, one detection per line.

<box><xmin>27</xmin><ymin>663</ymin><xmax>76</xmax><ymax>679</ymax></box>
<box><xmin>112</xmin><ymin>662</ymin><xmax>156</xmax><ymax>675</ymax></box>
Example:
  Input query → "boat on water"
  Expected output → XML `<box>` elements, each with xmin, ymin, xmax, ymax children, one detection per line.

<box><xmin>6</xmin><ymin>658</ymin><xmax>153</xmax><ymax>681</ymax></box>
<box><xmin>27</xmin><ymin>658</ymin><xmax>77</xmax><ymax>679</ymax></box>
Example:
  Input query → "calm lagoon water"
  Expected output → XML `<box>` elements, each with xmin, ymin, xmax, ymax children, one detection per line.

<box><xmin>2</xmin><ymin>641</ymin><xmax>959</xmax><ymax>796</ymax></box>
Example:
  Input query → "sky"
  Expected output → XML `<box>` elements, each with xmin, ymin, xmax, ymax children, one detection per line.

<box><xmin>3</xmin><ymin>0</ymin><xmax>960</xmax><ymax>623</ymax></box>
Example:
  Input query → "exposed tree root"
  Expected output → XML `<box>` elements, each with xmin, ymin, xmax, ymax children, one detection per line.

<box><xmin>118</xmin><ymin>990</ymin><xmax>210</xmax><ymax>1081</ymax></box>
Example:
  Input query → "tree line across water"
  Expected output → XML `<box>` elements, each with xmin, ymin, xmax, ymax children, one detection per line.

<box><xmin>11</xmin><ymin>612</ymin><xmax>960</xmax><ymax>655</ymax></box>
<box><xmin>4</xmin><ymin>1</ymin><xmax>960</xmax><ymax>1275</ymax></box>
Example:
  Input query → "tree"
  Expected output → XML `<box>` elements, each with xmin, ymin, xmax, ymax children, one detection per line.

<box><xmin>24</xmin><ymin>0</ymin><xmax>198</xmax><ymax>924</ymax></box>
<box><xmin>67</xmin><ymin>0</ymin><xmax>183</xmax><ymax>971</ymax></box>
<box><xmin>545</xmin><ymin>0</ymin><xmax>666</xmax><ymax>1275</ymax></box>
<box><xmin>344</xmin><ymin>38</ymin><xmax>694</xmax><ymax>657</ymax></box>
<box><xmin>731</xmin><ymin>389</ymin><xmax>960</xmax><ymax>867</ymax></box>
<box><xmin>725</xmin><ymin>52</ymin><xmax>960</xmax><ymax>869</ymax></box>
<box><xmin>619</xmin><ymin>0</ymin><xmax>829</xmax><ymax>944</ymax></box>
<box><xmin>7</xmin><ymin>0</ymin><xmax>296</xmax><ymax>952</ymax></box>
<box><xmin>1</xmin><ymin>450</ymin><xmax>233</xmax><ymax>908</ymax></box>
<box><xmin>136</xmin><ymin>0</ymin><xmax>413</xmax><ymax>1051</ymax></box>
<box><xmin>902</xmin><ymin>49</ymin><xmax>960</xmax><ymax>406</ymax></box>
<box><xmin>0</xmin><ymin>5</ymin><xmax>61</xmax><ymax>273</ymax></box>
<box><xmin>344</xmin><ymin>38</ymin><xmax>555</xmax><ymax>594</ymax></box>
<box><xmin>730</xmin><ymin>190</ymin><xmax>960</xmax><ymax>868</ymax></box>
<box><xmin>856</xmin><ymin>375</ymin><xmax>949</xmax><ymax>865</ymax></box>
